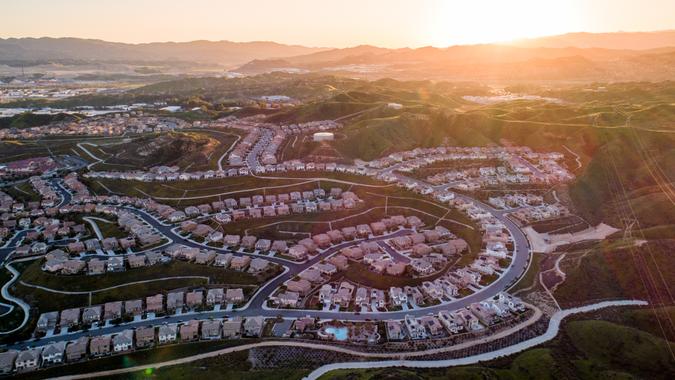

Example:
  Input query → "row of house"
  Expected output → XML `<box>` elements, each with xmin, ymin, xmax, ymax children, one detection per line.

<box><xmin>385</xmin><ymin>293</ymin><xmax>527</xmax><ymax>341</ymax></box>
<box><xmin>5</xmin><ymin>316</ymin><xmax>263</xmax><ymax>374</ymax></box>
<box><xmin>36</xmin><ymin>287</ymin><xmax>248</xmax><ymax>336</ymax></box>
<box><xmin>0</xmin><ymin>114</ymin><xmax>189</xmax><ymax>140</ymax></box>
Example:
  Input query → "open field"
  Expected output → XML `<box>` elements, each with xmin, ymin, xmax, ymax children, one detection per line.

<box><xmin>338</xmin><ymin>261</ymin><xmax>455</xmax><ymax>290</ymax></box>
<box><xmin>554</xmin><ymin>239</ymin><xmax>675</xmax><ymax>308</ymax></box>
<box><xmin>92</xmin><ymin>129</ymin><xmax>240</xmax><ymax>171</ymax></box>
<box><xmin>319</xmin><ymin>317</ymin><xmax>675</xmax><ymax>380</ymax></box>
<box><xmin>18</xmin><ymin>340</ymin><xmax>262</xmax><ymax>380</ymax></box>
<box><xmin>10</xmin><ymin>260</ymin><xmax>273</xmax><ymax>312</ymax></box>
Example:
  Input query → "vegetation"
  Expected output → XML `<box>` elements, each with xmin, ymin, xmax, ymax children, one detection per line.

<box><xmin>19</xmin><ymin>340</ymin><xmax>258</xmax><ymax>380</ymax></box>
<box><xmin>320</xmin><ymin>318</ymin><xmax>675</xmax><ymax>380</ymax></box>
<box><xmin>11</xmin><ymin>260</ymin><xmax>268</xmax><ymax>312</ymax></box>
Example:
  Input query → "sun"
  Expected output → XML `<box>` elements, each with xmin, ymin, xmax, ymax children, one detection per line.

<box><xmin>425</xmin><ymin>0</ymin><xmax>580</xmax><ymax>47</ymax></box>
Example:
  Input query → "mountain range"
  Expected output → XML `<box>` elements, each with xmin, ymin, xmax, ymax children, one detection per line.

<box><xmin>2</xmin><ymin>30</ymin><xmax>675</xmax><ymax>81</ymax></box>
<box><xmin>0</xmin><ymin>37</ymin><xmax>328</xmax><ymax>66</ymax></box>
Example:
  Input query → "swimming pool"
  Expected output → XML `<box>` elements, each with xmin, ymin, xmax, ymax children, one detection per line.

<box><xmin>324</xmin><ymin>326</ymin><xmax>349</xmax><ymax>341</ymax></box>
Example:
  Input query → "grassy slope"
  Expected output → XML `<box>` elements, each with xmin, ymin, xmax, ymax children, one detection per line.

<box><xmin>320</xmin><ymin>319</ymin><xmax>675</xmax><ymax>380</ymax></box>
<box><xmin>11</xmin><ymin>260</ymin><xmax>267</xmax><ymax>312</ymax></box>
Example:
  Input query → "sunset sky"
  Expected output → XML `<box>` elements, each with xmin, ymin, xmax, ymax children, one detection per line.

<box><xmin>3</xmin><ymin>0</ymin><xmax>675</xmax><ymax>47</ymax></box>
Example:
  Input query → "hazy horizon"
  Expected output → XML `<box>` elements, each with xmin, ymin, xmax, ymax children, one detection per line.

<box><xmin>4</xmin><ymin>0</ymin><xmax>675</xmax><ymax>48</ymax></box>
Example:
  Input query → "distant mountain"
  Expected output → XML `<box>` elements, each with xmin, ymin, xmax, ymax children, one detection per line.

<box><xmin>0</xmin><ymin>37</ymin><xmax>329</xmax><ymax>66</ymax></box>
<box><xmin>509</xmin><ymin>30</ymin><xmax>675</xmax><ymax>50</ymax></box>
<box><xmin>234</xmin><ymin>31</ymin><xmax>675</xmax><ymax>82</ymax></box>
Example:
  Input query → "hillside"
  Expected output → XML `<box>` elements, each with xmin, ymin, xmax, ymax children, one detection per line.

<box><xmin>234</xmin><ymin>32</ymin><xmax>675</xmax><ymax>81</ymax></box>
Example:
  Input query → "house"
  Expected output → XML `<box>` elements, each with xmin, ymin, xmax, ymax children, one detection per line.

<box><xmin>385</xmin><ymin>262</ymin><xmax>407</xmax><ymax>276</ymax></box>
<box><xmin>41</xmin><ymin>341</ymin><xmax>66</xmax><ymax>365</ymax></box>
<box><xmin>411</xmin><ymin>258</ymin><xmax>434</xmax><ymax>275</ymax></box>
<box><xmin>241</xmin><ymin>235</ymin><xmax>257</xmax><ymax>250</ymax></box>
<box><xmin>222</xmin><ymin>318</ymin><xmax>242</xmax><ymax>338</ymax></box>
<box><xmin>341</xmin><ymin>226</ymin><xmax>357</xmax><ymax>240</ymax></box>
<box><xmin>385</xmin><ymin>320</ymin><xmax>406</xmax><ymax>341</ymax></box>
<box><xmin>60</xmin><ymin>308</ymin><xmax>80</xmax><ymax>328</ymax></box>
<box><xmin>421</xmin><ymin>281</ymin><xmax>444</xmax><ymax>300</ymax></box>
<box><xmin>104</xmin><ymin>301</ymin><xmax>123</xmax><ymax>320</ymax></box>
<box><xmin>412</xmin><ymin>243</ymin><xmax>432</xmax><ymax>257</ymax></box>
<box><xmin>356</xmin><ymin>224</ymin><xmax>372</xmax><ymax>237</ymax></box>
<box><xmin>288</xmin><ymin>245</ymin><xmax>308</xmax><ymax>260</ymax></box>
<box><xmin>206</xmin><ymin>288</ymin><xmax>225</xmax><ymax>305</ymax></box>
<box><xmin>406</xmin><ymin>216</ymin><xmax>423</xmax><ymax>228</ymax></box>
<box><xmin>248</xmin><ymin>258</ymin><xmax>270</xmax><ymax>273</ymax></box>
<box><xmin>124</xmin><ymin>299</ymin><xmax>143</xmax><ymax>316</ymax></box>
<box><xmin>67</xmin><ymin>241</ymin><xmax>85</xmax><ymax>254</ymax></box>
<box><xmin>180</xmin><ymin>320</ymin><xmax>200</xmax><ymax>341</ymax></box>
<box><xmin>404</xmin><ymin>315</ymin><xmax>427</xmax><ymax>340</ymax></box>
<box><xmin>255</xmin><ymin>239</ymin><xmax>272</xmax><ymax>252</ymax></box>
<box><xmin>146</xmin><ymin>294</ymin><xmax>164</xmax><ymax>314</ymax></box>
<box><xmin>355</xmin><ymin>287</ymin><xmax>369</xmax><ymax>307</ymax></box>
<box><xmin>420</xmin><ymin>315</ymin><xmax>445</xmax><ymax>337</ymax></box>
<box><xmin>326</xmin><ymin>230</ymin><xmax>343</xmax><ymax>243</ymax></box>
<box><xmin>225</xmin><ymin>288</ymin><xmax>245</xmax><ymax>304</ymax></box>
<box><xmin>101</xmin><ymin>237</ymin><xmax>119</xmax><ymax>251</ymax></box>
<box><xmin>359</xmin><ymin>241</ymin><xmax>380</xmax><ymax>254</ymax></box>
<box><xmin>15</xmin><ymin>348</ymin><xmax>42</xmax><ymax>371</ymax></box>
<box><xmin>186</xmin><ymin>291</ymin><xmax>204</xmax><ymax>308</ymax></box>
<box><xmin>391</xmin><ymin>235</ymin><xmax>413</xmax><ymax>250</ymax></box>
<box><xmin>389</xmin><ymin>287</ymin><xmax>408</xmax><ymax>306</ymax></box>
<box><xmin>315</xmin><ymin>262</ymin><xmax>337</xmax><ymax>275</ymax></box>
<box><xmin>214</xmin><ymin>253</ymin><xmax>233</xmax><ymax>267</ymax></box>
<box><xmin>319</xmin><ymin>284</ymin><xmax>334</xmax><ymax>304</ymax></box>
<box><xmin>135</xmin><ymin>326</ymin><xmax>155</xmax><ymax>348</ymax></box>
<box><xmin>201</xmin><ymin>320</ymin><xmax>222</xmax><ymax>339</ymax></box>
<box><xmin>327</xmin><ymin>255</ymin><xmax>349</xmax><ymax>270</ymax></box>
<box><xmin>223</xmin><ymin>234</ymin><xmax>241</xmax><ymax>247</ymax></box>
<box><xmin>230</xmin><ymin>256</ymin><xmax>251</xmax><ymax>271</ymax></box>
<box><xmin>276</xmin><ymin>291</ymin><xmax>300</xmax><ymax>307</ymax></box>
<box><xmin>158</xmin><ymin>324</ymin><xmax>178</xmax><ymax>344</ymax></box>
<box><xmin>65</xmin><ymin>337</ymin><xmax>89</xmax><ymax>362</ymax></box>
<box><xmin>62</xmin><ymin>260</ymin><xmax>86</xmax><ymax>275</ymax></box>
<box><xmin>333</xmin><ymin>282</ymin><xmax>355</xmax><ymax>307</ymax></box>
<box><xmin>243</xmin><ymin>316</ymin><xmax>264</xmax><ymax>337</ymax></box>
<box><xmin>82</xmin><ymin>306</ymin><xmax>102</xmax><ymax>325</ymax></box>
<box><xmin>340</xmin><ymin>246</ymin><xmax>363</xmax><ymax>260</ymax></box>
<box><xmin>0</xmin><ymin>351</ymin><xmax>17</xmax><ymax>374</ymax></box>
<box><xmin>167</xmin><ymin>291</ymin><xmax>184</xmax><ymax>312</ymax></box>
<box><xmin>89</xmin><ymin>335</ymin><xmax>111</xmax><ymax>356</ymax></box>
<box><xmin>286</xmin><ymin>279</ymin><xmax>312</xmax><ymax>295</ymax></box>
<box><xmin>312</xmin><ymin>234</ymin><xmax>331</xmax><ymax>248</ymax></box>
<box><xmin>37</xmin><ymin>311</ymin><xmax>58</xmax><ymax>332</ymax></box>
<box><xmin>370</xmin><ymin>221</ymin><xmax>387</xmax><ymax>235</ymax></box>
<box><xmin>106</xmin><ymin>256</ymin><xmax>124</xmax><ymax>272</ymax></box>
<box><xmin>422</xmin><ymin>230</ymin><xmax>441</xmax><ymax>243</ymax></box>
<box><xmin>195</xmin><ymin>250</ymin><xmax>217</xmax><ymax>265</ymax></box>
<box><xmin>298</xmin><ymin>238</ymin><xmax>317</xmax><ymax>253</ymax></box>
<box><xmin>113</xmin><ymin>330</ymin><xmax>134</xmax><ymax>352</ymax></box>
<box><xmin>271</xmin><ymin>240</ymin><xmax>288</xmax><ymax>253</ymax></box>
<box><xmin>127</xmin><ymin>254</ymin><xmax>146</xmax><ymax>269</ymax></box>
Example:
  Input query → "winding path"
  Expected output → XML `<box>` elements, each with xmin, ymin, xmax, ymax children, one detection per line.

<box><xmin>19</xmin><ymin>276</ymin><xmax>211</xmax><ymax>295</ymax></box>
<box><xmin>0</xmin><ymin>260</ymin><xmax>32</xmax><ymax>335</ymax></box>
<box><xmin>76</xmin><ymin>143</ymin><xmax>105</xmax><ymax>170</ymax></box>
